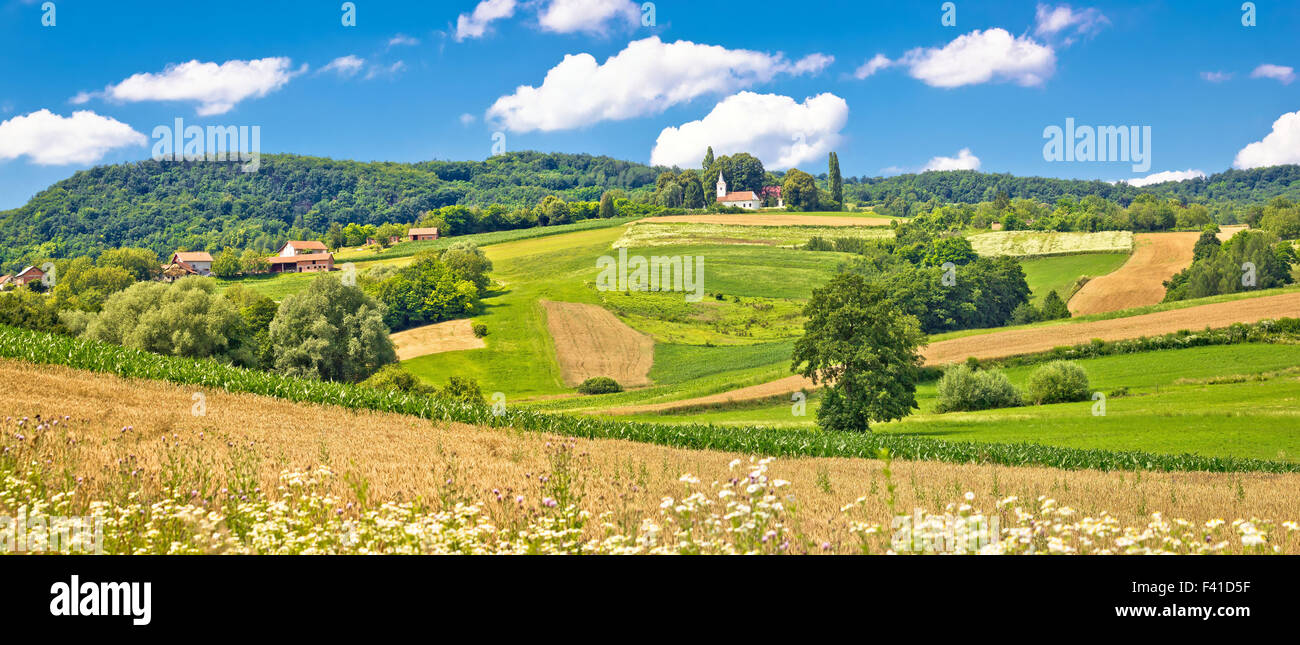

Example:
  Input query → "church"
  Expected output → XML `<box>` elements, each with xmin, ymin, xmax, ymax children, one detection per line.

<box><xmin>714</xmin><ymin>172</ymin><xmax>764</xmax><ymax>210</ymax></box>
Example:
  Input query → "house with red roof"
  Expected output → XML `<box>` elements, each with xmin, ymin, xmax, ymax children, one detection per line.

<box><xmin>169</xmin><ymin>251</ymin><xmax>213</xmax><ymax>276</ymax></box>
<box><xmin>267</xmin><ymin>240</ymin><xmax>335</xmax><ymax>274</ymax></box>
<box><xmin>407</xmin><ymin>227</ymin><xmax>439</xmax><ymax>241</ymax></box>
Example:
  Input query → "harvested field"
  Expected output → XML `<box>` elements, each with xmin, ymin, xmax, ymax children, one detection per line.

<box><xmin>391</xmin><ymin>319</ymin><xmax>485</xmax><ymax>361</ymax></box>
<box><xmin>639</xmin><ymin>214</ymin><xmax>893</xmax><ymax>227</ymax></box>
<box><xmin>3</xmin><ymin>359</ymin><xmax>1297</xmax><ymax>553</ymax></box>
<box><xmin>968</xmin><ymin>230</ymin><xmax>1134</xmax><ymax>257</ymax></box>
<box><xmin>603</xmin><ymin>291</ymin><xmax>1300</xmax><ymax>414</ymax></box>
<box><xmin>1068</xmin><ymin>226</ymin><xmax>1247</xmax><ymax>315</ymax></box>
<box><xmin>540</xmin><ymin>299</ymin><xmax>654</xmax><ymax>387</ymax></box>
<box><xmin>613</xmin><ymin>222</ymin><xmax>892</xmax><ymax>248</ymax></box>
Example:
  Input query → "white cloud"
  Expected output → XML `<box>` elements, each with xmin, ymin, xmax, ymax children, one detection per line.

<box><xmin>1234</xmin><ymin>109</ymin><xmax>1300</xmax><ymax>169</ymax></box>
<box><xmin>487</xmin><ymin>37</ymin><xmax>833</xmax><ymax>132</ymax></box>
<box><xmin>1122</xmin><ymin>169</ymin><xmax>1206</xmax><ymax>186</ymax></box>
<box><xmin>455</xmin><ymin>0</ymin><xmax>518</xmax><ymax>41</ymax></box>
<box><xmin>922</xmin><ymin>148</ymin><xmax>981</xmax><ymax>171</ymax></box>
<box><xmin>854</xmin><ymin>54</ymin><xmax>893</xmax><ymax>79</ymax></box>
<box><xmin>1250</xmin><ymin>64</ymin><xmax>1295</xmax><ymax>84</ymax></box>
<box><xmin>84</xmin><ymin>58</ymin><xmax>300</xmax><ymax>116</ymax></box>
<box><xmin>650</xmin><ymin>92</ymin><xmax>848</xmax><ymax>170</ymax></box>
<box><xmin>0</xmin><ymin>109</ymin><xmax>146</xmax><ymax>165</ymax></box>
<box><xmin>1034</xmin><ymin>3</ymin><xmax>1108</xmax><ymax>40</ymax></box>
<box><xmin>538</xmin><ymin>0</ymin><xmax>639</xmax><ymax>35</ymax></box>
<box><xmin>1200</xmin><ymin>71</ymin><xmax>1232</xmax><ymax>83</ymax></box>
<box><xmin>364</xmin><ymin>61</ymin><xmax>406</xmax><ymax>80</ymax></box>
<box><xmin>321</xmin><ymin>55</ymin><xmax>365</xmax><ymax>77</ymax></box>
<box><xmin>900</xmin><ymin>29</ymin><xmax>1056</xmax><ymax>88</ymax></box>
<box><xmin>459</xmin><ymin>113</ymin><xmax>477</xmax><ymax>126</ymax></box>
<box><xmin>388</xmin><ymin>34</ymin><xmax>420</xmax><ymax>47</ymax></box>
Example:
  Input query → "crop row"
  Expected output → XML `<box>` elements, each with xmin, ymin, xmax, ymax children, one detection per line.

<box><xmin>2</xmin><ymin>324</ymin><xmax>1297</xmax><ymax>474</ymax></box>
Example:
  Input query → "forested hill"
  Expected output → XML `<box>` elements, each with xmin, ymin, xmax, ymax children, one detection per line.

<box><xmin>0</xmin><ymin>151</ymin><xmax>667</xmax><ymax>267</ymax></box>
<box><xmin>1</xmin><ymin>147</ymin><xmax>1297</xmax><ymax>270</ymax></box>
<box><xmin>846</xmin><ymin>165</ymin><xmax>1300</xmax><ymax>207</ymax></box>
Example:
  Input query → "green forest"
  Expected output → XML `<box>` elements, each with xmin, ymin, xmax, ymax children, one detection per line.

<box><xmin>3</xmin><ymin>148</ymin><xmax>1300</xmax><ymax>273</ymax></box>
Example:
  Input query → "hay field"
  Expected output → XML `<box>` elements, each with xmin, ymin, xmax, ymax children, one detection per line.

<box><xmin>540</xmin><ymin>299</ymin><xmax>654</xmax><ymax>387</ymax></box>
<box><xmin>3</xmin><ymin>359</ymin><xmax>1297</xmax><ymax>553</ymax></box>
<box><xmin>968</xmin><ymin>230</ymin><xmax>1135</xmax><ymax>257</ymax></box>
<box><xmin>391</xmin><ymin>319</ymin><xmax>485</xmax><ymax>361</ymax></box>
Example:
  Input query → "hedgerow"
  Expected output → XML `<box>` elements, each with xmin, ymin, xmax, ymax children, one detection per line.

<box><xmin>2</xmin><ymin>324</ymin><xmax>1297</xmax><ymax>474</ymax></box>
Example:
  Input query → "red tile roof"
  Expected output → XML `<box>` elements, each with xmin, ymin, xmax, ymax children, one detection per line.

<box><xmin>286</xmin><ymin>240</ymin><xmax>328</xmax><ymax>251</ymax></box>
<box><xmin>718</xmin><ymin>191</ymin><xmax>760</xmax><ymax>202</ymax></box>
<box><xmin>408</xmin><ymin>227</ymin><xmax>439</xmax><ymax>236</ymax></box>
<box><xmin>172</xmin><ymin>251</ymin><xmax>213</xmax><ymax>263</ymax></box>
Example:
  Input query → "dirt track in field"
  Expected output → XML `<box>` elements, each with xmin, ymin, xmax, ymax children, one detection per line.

<box><xmin>601</xmin><ymin>290</ymin><xmax>1300</xmax><ymax>415</ymax></box>
<box><xmin>541</xmin><ymin>299</ymin><xmax>654</xmax><ymax>387</ymax></box>
<box><xmin>639</xmin><ymin>214</ymin><xmax>894</xmax><ymax>227</ymax></box>
<box><xmin>391</xmin><ymin>319</ymin><xmax>485</xmax><ymax>360</ymax></box>
<box><xmin>1068</xmin><ymin>226</ymin><xmax>1246</xmax><ymax>315</ymax></box>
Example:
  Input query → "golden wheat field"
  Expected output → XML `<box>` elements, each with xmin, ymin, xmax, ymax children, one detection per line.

<box><xmin>3</xmin><ymin>358</ymin><xmax>1298</xmax><ymax>554</ymax></box>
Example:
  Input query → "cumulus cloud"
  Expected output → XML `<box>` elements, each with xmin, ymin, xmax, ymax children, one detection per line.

<box><xmin>1250</xmin><ymin>64</ymin><xmax>1295</xmax><ymax>84</ymax></box>
<box><xmin>78</xmin><ymin>58</ymin><xmax>301</xmax><ymax>115</ymax></box>
<box><xmin>1200</xmin><ymin>71</ymin><xmax>1232</xmax><ymax>83</ymax></box>
<box><xmin>538</xmin><ymin>0</ymin><xmax>640</xmax><ymax>35</ymax></box>
<box><xmin>1122</xmin><ymin>169</ymin><xmax>1206</xmax><ymax>186</ymax></box>
<box><xmin>899</xmin><ymin>28</ymin><xmax>1056</xmax><ymax>88</ymax></box>
<box><xmin>455</xmin><ymin>0</ymin><xmax>518</xmax><ymax>41</ymax></box>
<box><xmin>487</xmin><ymin>37</ymin><xmax>833</xmax><ymax>132</ymax></box>
<box><xmin>650</xmin><ymin>92</ymin><xmax>848</xmax><ymax>170</ymax></box>
<box><xmin>854</xmin><ymin>54</ymin><xmax>893</xmax><ymax>79</ymax></box>
<box><xmin>388</xmin><ymin>34</ymin><xmax>420</xmax><ymax>47</ymax></box>
<box><xmin>1234</xmin><ymin>109</ymin><xmax>1300</xmax><ymax>169</ymax></box>
<box><xmin>1034</xmin><ymin>3</ymin><xmax>1108</xmax><ymax>41</ymax></box>
<box><xmin>0</xmin><ymin>109</ymin><xmax>146</xmax><ymax>165</ymax></box>
<box><xmin>321</xmin><ymin>55</ymin><xmax>365</xmax><ymax>77</ymax></box>
<box><xmin>922</xmin><ymin>148</ymin><xmax>981</xmax><ymax>171</ymax></box>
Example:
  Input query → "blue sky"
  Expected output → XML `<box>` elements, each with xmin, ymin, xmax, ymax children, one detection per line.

<box><xmin>1</xmin><ymin>0</ymin><xmax>1297</xmax><ymax>209</ymax></box>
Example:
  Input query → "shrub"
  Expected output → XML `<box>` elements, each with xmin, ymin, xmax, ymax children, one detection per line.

<box><xmin>1025</xmin><ymin>361</ymin><xmax>1091</xmax><ymax>405</ymax></box>
<box><xmin>934</xmin><ymin>364</ymin><xmax>1023</xmax><ymax>412</ymax></box>
<box><xmin>362</xmin><ymin>364</ymin><xmax>434</xmax><ymax>395</ymax></box>
<box><xmin>577</xmin><ymin>376</ymin><xmax>623</xmax><ymax>395</ymax></box>
<box><xmin>440</xmin><ymin>376</ymin><xmax>486</xmax><ymax>405</ymax></box>
<box><xmin>471</xmin><ymin>322</ymin><xmax>488</xmax><ymax>338</ymax></box>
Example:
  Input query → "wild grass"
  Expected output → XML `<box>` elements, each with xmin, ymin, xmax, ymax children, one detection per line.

<box><xmin>1020</xmin><ymin>253</ymin><xmax>1129</xmax><ymax>305</ymax></box>
<box><xmin>2</xmin><ymin>362</ymin><xmax>1297</xmax><ymax>554</ymax></box>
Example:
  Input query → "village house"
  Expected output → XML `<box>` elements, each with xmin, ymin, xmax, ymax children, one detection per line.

<box><xmin>267</xmin><ymin>240</ymin><xmax>335</xmax><ymax>274</ymax></box>
<box><xmin>0</xmin><ymin>266</ymin><xmax>46</xmax><ymax>289</ymax></box>
<box><xmin>714</xmin><ymin>172</ymin><xmax>762</xmax><ymax>210</ymax></box>
<box><xmin>407</xmin><ymin>227</ymin><xmax>439</xmax><ymax>241</ymax></box>
<box><xmin>168</xmin><ymin>252</ymin><xmax>214</xmax><ymax>276</ymax></box>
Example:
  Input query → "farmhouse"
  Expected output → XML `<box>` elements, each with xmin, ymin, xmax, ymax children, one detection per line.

<box><xmin>169</xmin><ymin>252</ymin><xmax>214</xmax><ymax>276</ymax></box>
<box><xmin>2</xmin><ymin>266</ymin><xmax>46</xmax><ymax>288</ymax></box>
<box><xmin>407</xmin><ymin>227</ymin><xmax>439</xmax><ymax>241</ymax></box>
<box><xmin>714</xmin><ymin>172</ymin><xmax>762</xmax><ymax>210</ymax></box>
<box><xmin>267</xmin><ymin>253</ymin><xmax>334</xmax><ymax>274</ymax></box>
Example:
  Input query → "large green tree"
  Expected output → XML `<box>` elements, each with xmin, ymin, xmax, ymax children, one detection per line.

<box><xmin>82</xmin><ymin>277</ymin><xmax>252</xmax><ymax>365</ymax></box>
<box><xmin>268</xmin><ymin>274</ymin><xmax>395</xmax><ymax>382</ymax></box>
<box><xmin>792</xmin><ymin>273</ymin><xmax>926</xmax><ymax>432</ymax></box>
<box><xmin>782</xmin><ymin>169</ymin><xmax>819</xmax><ymax>211</ymax></box>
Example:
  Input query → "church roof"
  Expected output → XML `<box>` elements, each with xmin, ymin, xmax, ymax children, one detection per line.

<box><xmin>718</xmin><ymin>191</ymin><xmax>760</xmax><ymax>202</ymax></box>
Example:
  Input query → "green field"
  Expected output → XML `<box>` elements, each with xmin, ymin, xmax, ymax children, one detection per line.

<box><xmin>614</xmin><ymin>343</ymin><xmax>1300</xmax><ymax>462</ymax></box>
<box><xmin>1020</xmin><ymin>252</ymin><xmax>1129</xmax><ymax>305</ymax></box>
<box><xmin>614</xmin><ymin>221</ymin><xmax>892</xmax><ymax>248</ymax></box>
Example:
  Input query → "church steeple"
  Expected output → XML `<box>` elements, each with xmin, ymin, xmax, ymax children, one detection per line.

<box><xmin>716</xmin><ymin>171</ymin><xmax>726</xmax><ymax>198</ymax></box>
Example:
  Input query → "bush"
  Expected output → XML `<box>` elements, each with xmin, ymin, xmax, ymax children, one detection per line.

<box><xmin>934</xmin><ymin>364</ymin><xmax>1023</xmax><ymax>412</ymax></box>
<box><xmin>440</xmin><ymin>376</ymin><xmax>486</xmax><ymax>405</ymax></box>
<box><xmin>577</xmin><ymin>376</ymin><xmax>623</xmax><ymax>395</ymax></box>
<box><xmin>362</xmin><ymin>364</ymin><xmax>434</xmax><ymax>395</ymax></box>
<box><xmin>471</xmin><ymin>322</ymin><xmax>488</xmax><ymax>338</ymax></box>
<box><xmin>1025</xmin><ymin>361</ymin><xmax>1091</xmax><ymax>405</ymax></box>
